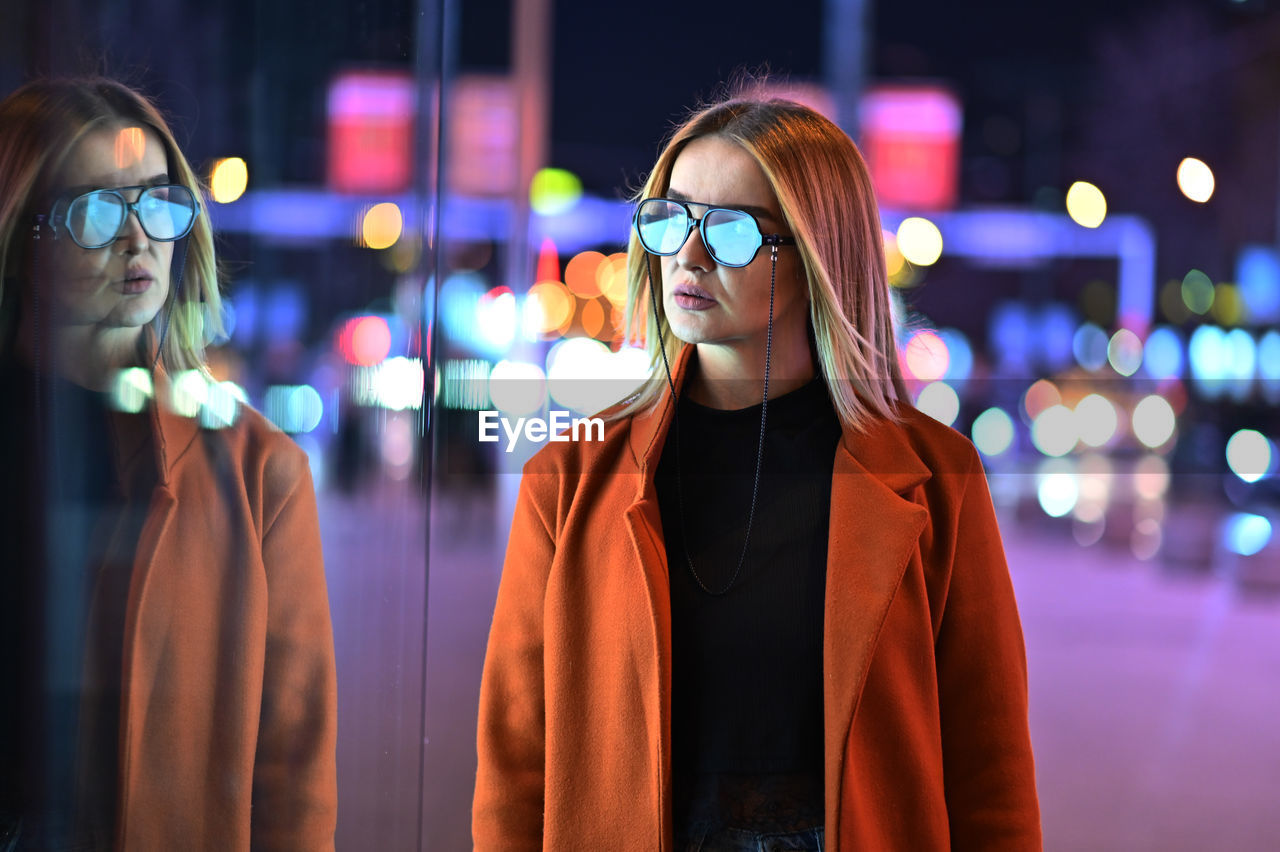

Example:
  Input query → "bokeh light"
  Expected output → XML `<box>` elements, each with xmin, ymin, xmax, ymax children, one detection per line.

<box><xmin>1223</xmin><ymin>513</ymin><xmax>1272</xmax><ymax>557</ymax></box>
<box><xmin>111</xmin><ymin>367</ymin><xmax>154</xmax><ymax>414</ymax></box>
<box><xmin>565</xmin><ymin>251</ymin><xmax>605</xmax><ymax>298</ymax></box>
<box><xmin>1031</xmin><ymin>404</ymin><xmax>1078</xmax><ymax>457</ymax></box>
<box><xmin>896</xmin><ymin>217</ymin><xmax>943</xmax><ymax>266</ymax></box>
<box><xmin>1181</xmin><ymin>269</ymin><xmax>1215</xmax><ymax>315</ymax></box>
<box><xmin>904</xmin><ymin>330</ymin><xmax>950</xmax><ymax>382</ymax></box>
<box><xmin>1065</xmin><ymin>181</ymin><xmax>1107</xmax><ymax>228</ymax></box>
<box><xmin>1131</xmin><ymin>518</ymin><xmax>1163</xmax><ymax>561</ymax></box>
<box><xmin>1177</xmin><ymin>157</ymin><xmax>1215</xmax><ymax>203</ymax></box>
<box><xmin>579</xmin><ymin>298</ymin><xmax>606</xmax><ymax>339</ymax></box>
<box><xmin>210</xmin><ymin>157</ymin><xmax>248</xmax><ymax>204</ymax></box>
<box><xmin>1073</xmin><ymin>323</ymin><xmax>1109</xmax><ymax>371</ymax></box>
<box><xmin>596</xmin><ymin>252</ymin><xmax>629</xmax><ymax>305</ymax></box>
<box><xmin>1022</xmin><ymin>379</ymin><xmax>1062</xmax><ymax>422</ymax></box>
<box><xmin>915</xmin><ymin>381</ymin><xmax>960</xmax><ymax>426</ymax></box>
<box><xmin>338</xmin><ymin>315</ymin><xmax>392</xmax><ymax>366</ymax></box>
<box><xmin>1210</xmin><ymin>283</ymin><xmax>1243</xmax><ymax>326</ymax></box>
<box><xmin>530</xmin><ymin>167</ymin><xmax>583</xmax><ymax>215</ymax></box>
<box><xmin>524</xmin><ymin>281</ymin><xmax>573</xmax><ymax>337</ymax></box>
<box><xmin>1075</xmin><ymin>394</ymin><xmax>1118</xmax><ymax>448</ymax></box>
<box><xmin>1143</xmin><ymin>327</ymin><xmax>1184</xmax><ymax>380</ymax></box>
<box><xmin>201</xmin><ymin>380</ymin><xmax>245</xmax><ymax>430</ymax></box>
<box><xmin>361</xmin><ymin>202</ymin><xmax>403</xmax><ymax>249</ymax></box>
<box><xmin>477</xmin><ymin>286</ymin><xmax>517</xmax><ymax>352</ymax></box>
<box><xmin>1107</xmin><ymin>328</ymin><xmax>1143</xmax><ymax>376</ymax></box>
<box><xmin>937</xmin><ymin>328</ymin><xmax>973</xmax><ymax>381</ymax></box>
<box><xmin>488</xmin><ymin>359</ymin><xmax>548</xmax><ymax>417</ymax></box>
<box><xmin>372</xmin><ymin>357</ymin><xmax>425</xmax><ymax>411</ymax></box>
<box><xmin>972</xmin><ymin>407</ymin><xmax>1015</xmax><ymax>457</ymax></box>
<box><xmin>1226</xmin><ymin>429</ymin><xmax>1273</xmax><ymax>483</ymax></box>
<box><xmin>1037</xmin><ymin>465</ymin><xmax>1080</xmax><ymax>518</ymax></box>
<box><xmin>1131</xmin><ymin>395</ymin><xmax>1176</xmax><ymax>449</ymax></box>
<box><xmin>883</xmin><ymin>230</ymin><xmax>907</xmax><ymax>280</ymax></box>
<box><xmin>264</xmin><ymin>384</ymin><xmax>324</xmax><ymax>433</ymax></box>
<box><xmin>1133</xmin><ymin>454</ymin><xmax>1171</xmax><ymax>501</ymax></box>
<box><xmin>114</xmin><ymin>126</ymin><xmax>147</xmax><ymax>168</ymax></box>
<box><xmin>171</xmin><ymin>370</ymin><xmax>209</xmax><ymax>418</ymax></box>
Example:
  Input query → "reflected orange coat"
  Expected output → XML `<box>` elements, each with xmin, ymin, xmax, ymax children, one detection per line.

<box><xmin>105</xmin><ymin>375</ymin><xmax>337</xmax><ymax>849</ymax></box>
<box><xmin>474</xmin><ymin>348</ymin><xmax>1041</xmax><ymax>851</ymax></box>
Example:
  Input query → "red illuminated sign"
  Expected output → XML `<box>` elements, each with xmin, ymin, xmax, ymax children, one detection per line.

<box><xmin>327</xmin><ymin>71</ymin><xmax>416</xmax><ymax>194</ymax></box>
<box><xmin>860</xmin><ymin>85</ymin><xmax>962</xmax><ymax>211</ymax></box>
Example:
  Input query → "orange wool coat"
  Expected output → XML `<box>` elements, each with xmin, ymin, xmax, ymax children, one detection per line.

<box><xmin>99</xmin><ymin>373</ymin><xmax>337</xmax><ymax>849</ymax></box>
<box><xmin>474</xmin><ymin>347</ymin><xmax>1041</xmax><ymax>851</ymax></box>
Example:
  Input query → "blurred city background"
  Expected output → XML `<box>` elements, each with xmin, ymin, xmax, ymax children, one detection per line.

<box><xmin>5</xmin><ymin>0</ymin><xmax>1280</xmax><ymax>848</ymax></box>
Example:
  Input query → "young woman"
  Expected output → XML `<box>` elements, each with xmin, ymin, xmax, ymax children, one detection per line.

<box><xmin>0</xmin><ymin>77</ymin><xmax>336</xmax><ymax>849</ymax></box>
<box><xmin>474</xmin><ymin>95</ymin><xmax>1041</xmax><ymax>850</ymax></box>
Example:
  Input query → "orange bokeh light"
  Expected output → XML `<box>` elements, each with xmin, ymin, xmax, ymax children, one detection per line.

<box><xmin>528</xmin><ymin>281</ymin><xmax>573</xmax><ymax>335</ymax></box>
<box><xmin>579</xmin><ymin>298</ymin><xmax>605</xmax><ymax>338</ymax></box>
<box><xmin>114</xmin><ymin>126</ymin><xmax>147</xmax><ymax>168</ymax></box>
<box><xmin>565</xmin><ymin>251</ymin><xmax>606</xmax><ymax>298</ymax></box>
<box><xmin>596</xmin><ymin>252</ymin><xmax>629</xmax><ymax>306</ymax></box>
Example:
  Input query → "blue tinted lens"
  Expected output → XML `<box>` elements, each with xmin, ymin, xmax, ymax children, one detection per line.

<box><xmin>703</xmin><ymin>209</ymin><xmax>761</xmax><ymax>266</ymax></box>
<box><xmin>138</xmin><ymin>185</ymin><xmax>197</xmax><ymax>240</ymax></box>
<box><xmin>68</xmin><ymin>192</ymin><xmax>126</xmax><ymax>247</ymax></box>
<box><xmin>637</xmin><ymin>200</ymin><xmax>688</xmax><ymax>254</ymax></box>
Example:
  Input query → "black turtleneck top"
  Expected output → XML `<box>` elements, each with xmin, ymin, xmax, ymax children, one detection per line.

<box><xmin>655</xmin><ymin>376</ymin><xmax>843</xmax><ymax>833</ymax></box>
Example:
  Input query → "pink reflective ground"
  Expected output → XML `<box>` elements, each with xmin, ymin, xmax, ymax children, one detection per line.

<box><xmin>321</xmin><ymin>481</ymin><xmax>1280</xmax><ymax>851</ymax></box>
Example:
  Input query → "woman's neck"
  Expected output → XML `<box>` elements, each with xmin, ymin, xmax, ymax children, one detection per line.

<box><xmin>685</xmin><ymin>334</ymin><xmax>817</xmax><ymax>410</ymax></box>
<box><xmin>16</xmin><ymin>319</ymin><xmax>146</xmax><ymax>391</ymax></box>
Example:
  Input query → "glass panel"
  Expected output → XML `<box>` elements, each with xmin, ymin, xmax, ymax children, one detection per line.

<box><xmin>3</xmin><ymin>1</ymin><xmax>441</xmax><ymax>848</ymax></box>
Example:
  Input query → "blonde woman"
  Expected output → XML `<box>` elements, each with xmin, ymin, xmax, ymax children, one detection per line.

<box><xmin>0</xmin><ymin>77</ymin><xmax>336</xmax><ymax>849</ymax></box>
<box><xmin>474</xmin><ymin>93</ymin><xmax>1041</xmax><ymax>851</ymax></box>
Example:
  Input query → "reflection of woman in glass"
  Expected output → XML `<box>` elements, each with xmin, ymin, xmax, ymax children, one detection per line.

<box><xmin>0</xmin><ymin>78</ymin><xmax>336</xmax><ymax>848</ymax></box>
<box><xmin>475</xmin><ymin>93</ymin><xmax>1041</xmax><ymax>850</ymax></box>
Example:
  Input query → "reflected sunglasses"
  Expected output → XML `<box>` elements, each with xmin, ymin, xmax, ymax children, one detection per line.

<box><xmin>47</xmin><ymin>184</ymin><xmax>200</xmax><ymax>249</ymax></box>
<box><xmin>632</xmin><ymin>197</ymin><xmax>796</xmax><ymax>268</ymax></box>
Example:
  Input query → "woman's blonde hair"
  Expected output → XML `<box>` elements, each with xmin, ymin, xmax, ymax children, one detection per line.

<box><xmin>619</xmin><ymin>95</ymin><xmax>906</xmax><ymax>431</ymax></box>
<box><xmin>0</xmin><ymin>76</ymin><xmax>222</xmax><ymax>372</ymax></box>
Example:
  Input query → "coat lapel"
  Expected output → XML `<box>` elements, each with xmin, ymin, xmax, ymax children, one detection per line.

<box><xmin>114</xmin><ymin>366</ymin><xmax>199</xmax><ymax>833</ymax></box>
<box><xmin>823</xmin><ymin>416</ymin><xmax>930</xmax><ymax>839</ymax></box>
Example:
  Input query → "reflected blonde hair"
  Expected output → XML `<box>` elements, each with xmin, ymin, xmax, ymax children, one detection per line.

<box><xmin>618</xmin><ymin>94</ymin><xmax>906</xmax><ymax>431</ymax></box>
<box><xmin>0</xmin><ymin>76</ymin><xmax>222</xmax><ymax>372</ymax></box>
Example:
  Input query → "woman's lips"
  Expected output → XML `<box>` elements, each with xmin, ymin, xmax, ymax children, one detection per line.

<box><xmin>120</xmin><ymin>272</ymin><xmax>154</xmax><ymax>295</ymax></box>
<box><xmin>672</xmin><ymin>284</ymin><xmax>715</xmax><ymax>311</ymax></box>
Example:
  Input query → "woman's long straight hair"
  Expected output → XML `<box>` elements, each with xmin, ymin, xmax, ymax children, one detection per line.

<box><xmin>617</xmin><ymin>94</ymin><xmax>907</xmax><ymax>431</ymax></box>
<box><xmin>0</xmin><ymin>76</ymin><xmax>222</xmax><ymax>372</ymax></box>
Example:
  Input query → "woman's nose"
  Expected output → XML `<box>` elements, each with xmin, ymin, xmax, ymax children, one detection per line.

<box><xmin>117</xmin><ymin>210</ymin><xmax>149</xmax><ymax>254</ymax></box>
<box><xmin>675</xmin><ymin>222</ymin><xmax>713</xmax><ymax>270</ymax></box>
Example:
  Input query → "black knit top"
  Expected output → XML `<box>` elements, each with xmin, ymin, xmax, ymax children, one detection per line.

<box><xmin>655</xmin><ymin>376</ymin><xmax>843</xmax><ymax>833</ymax></box>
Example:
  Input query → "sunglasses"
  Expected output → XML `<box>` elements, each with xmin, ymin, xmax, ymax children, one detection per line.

<box><xmin>633</xmin><ymin>197</ymin><xmax>796</xmax><ymax>268</ymax></box>
<box><xmin>48</xmin><ymin>184</ymin><xmax>200</xmax><ymax>249</ymax></box>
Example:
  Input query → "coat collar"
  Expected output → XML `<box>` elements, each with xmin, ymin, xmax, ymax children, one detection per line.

<box><xmin>625</xmin><ymin>343</ymin><xmax>932</xmax><ymax>495</ymax></box>
<box><xmin>107</xmin><ymin>360</ymin><xmax>201</xmax><ymax>490</ymax></box>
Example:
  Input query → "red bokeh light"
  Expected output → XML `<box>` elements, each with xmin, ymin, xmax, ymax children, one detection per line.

<box><xmin>338</xmin><ymin>315</ymin><xmax>392</xmax><ymax>366</ymax></box>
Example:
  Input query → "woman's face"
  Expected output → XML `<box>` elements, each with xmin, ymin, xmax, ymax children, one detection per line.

<box><xmin>42</xmin><ymin>125</ymin><xmax>173</xmax><ymax>337</ymax></box>
<box><xmin>660</xmin><ymin>135</ymin><xmax>808</xmax><ymax>366</ymax></box>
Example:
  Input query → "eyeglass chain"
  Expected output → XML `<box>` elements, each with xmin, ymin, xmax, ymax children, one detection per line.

<box><xmin>651</xmin><ymin>244</ymin><xmax>776</xmax><ymax>596</ymax></box>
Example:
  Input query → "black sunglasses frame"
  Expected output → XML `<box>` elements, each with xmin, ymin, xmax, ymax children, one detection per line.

<box><xmin>49</xmin><ymin>183</ymin><xmax>201</xmax><ymax>249</ymax></box>
<box><xmin>633</xmin><ymin>197</ymin><xmax>796</xmax><ymax>268</ymax></box>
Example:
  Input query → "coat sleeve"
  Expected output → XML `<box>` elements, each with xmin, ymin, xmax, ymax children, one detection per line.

<box><xmin>251</xmin><ymin>448</ymin><xmax>338</xmax><ymax>850</ymax></box>
<box><xmin>935</xmin><ymin>447</ymin><xmax>1042</xmax><ymax>850</ymax></box>
<box><xmin>473</xmin><ymin>469</ymin><xmax>556</xmax><ymax>851</ymax></box>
